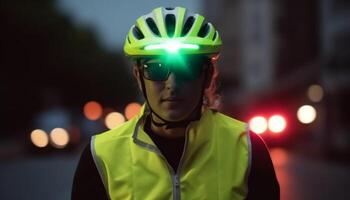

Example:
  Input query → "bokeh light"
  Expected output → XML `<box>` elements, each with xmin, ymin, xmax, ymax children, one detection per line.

<box><xmin>84</xmin><ymin>101</ymin><xmax>103</xmax><ymax>120</ymax></box>
<box><xmin>249</xmin><ymin>116</ymin><xmax>268</xmax><ymax>134</ymax></box>
<box><xmin>105</xmin><ymin>112</ymin><xmax>125</xmax><ymax>129</ymax></box>
<box><xmin>30</xmin><ymin>129</ymin><xmax>49</xmax><ymax>148</ymax></box>
<box><xmin>125</xmin><ymin>102</ymin><xmax>142</xmax><ymax>120</ymax></box>
<box><xmin>50</xmin><ymin>128</ymin><xmax>69</xmax><ymax>148</ymax></box>
<box><xmin>268</xmin><ymin>115</ymin><xmax>286</xmax><ymax>133</ymax></box>
<box><xmin>307</xmin><ymin>84</ymin><xmax>324</xmax><ymax>102</ymax></box>
<box><xmin>297</xmin><ymin>105</ymin><xmax>317</xmax><ymax>124</ymax></box>
<box><xmin>270</xmin><ymin>148</ymin><xmax>289</xmax><ymax>167</ymax></box>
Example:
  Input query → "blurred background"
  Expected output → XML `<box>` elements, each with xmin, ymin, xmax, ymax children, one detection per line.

<box><xmin>1</xmin><ymin>0</ymin><xmax>350</xmax><ymax>199</ymax></box>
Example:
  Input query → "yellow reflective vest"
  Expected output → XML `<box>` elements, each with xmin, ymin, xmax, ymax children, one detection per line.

<box><xmin>91</xmin><ymin>108</ymin><xmax>251</xmax><ymax>200</ymax></box>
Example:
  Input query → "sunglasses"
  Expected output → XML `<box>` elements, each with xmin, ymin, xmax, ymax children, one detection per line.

<box><xmin>139</xmin><ymin>57</ymin><xmax>209</xmax><ymax>81</ymax></box>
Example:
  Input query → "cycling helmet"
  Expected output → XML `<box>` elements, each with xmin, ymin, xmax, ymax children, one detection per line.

<box><xmin>124</xmin><ymin>7</ymin><xmax>222</xmax><ymax>58</ymax></box>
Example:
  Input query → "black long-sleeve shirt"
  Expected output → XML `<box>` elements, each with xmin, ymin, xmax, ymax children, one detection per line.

<box><xmin>72</xmin><ymin>131</ymin><xmax>279</xmax><ymax>199</ymax></box>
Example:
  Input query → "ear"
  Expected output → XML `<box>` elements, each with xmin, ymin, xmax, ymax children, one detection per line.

<box><xmin>133</xmin><ymin>66</ymin><xmax>143</xmax><ymax>91</ymax></box>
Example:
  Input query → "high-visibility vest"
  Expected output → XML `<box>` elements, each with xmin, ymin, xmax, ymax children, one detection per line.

<box><xmin>91</xmin><ymin>108</ymin><xmax>251</xmax><ymax>200</ymax></box>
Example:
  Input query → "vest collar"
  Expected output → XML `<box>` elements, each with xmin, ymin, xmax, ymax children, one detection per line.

<box><xmin>131</xmin><ymin>108</ymin><xmax>214</xmax><ymax>152</ymax></box>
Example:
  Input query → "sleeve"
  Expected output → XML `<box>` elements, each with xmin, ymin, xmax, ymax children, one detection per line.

<box><xmin>71</xmin><ymin>143</ymin><xmax>109</xmax><ymax>200</ymax></box>
<box><xmin>246</xmin><ymin>132</ymin><xmax>280</xmax><ymax>200</ymax></box>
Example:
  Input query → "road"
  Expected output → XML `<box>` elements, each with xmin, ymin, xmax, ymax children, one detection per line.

<box><xmin>0</xmin><ymin>148</ymin><xmax>349</xmax><ymax>200</ymax></box>
<box><xmin>0</xmin><ymin>154</ymin><xmax>79</xmax><ymax>200</ymax></box>
<box><xmin>270</xmin><ymin>148</ymin><xmax>350</xmax><ymax>200</ymax></box>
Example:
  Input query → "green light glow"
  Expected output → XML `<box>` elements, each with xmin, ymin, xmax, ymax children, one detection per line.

<box><xmin>144</xmin><ymin>41</ymin><xmax>199</xmax><ymax>53</ymax></box>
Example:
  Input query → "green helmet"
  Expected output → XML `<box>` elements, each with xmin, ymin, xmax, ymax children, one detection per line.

<box><xmin>124</xmin><ymin>7</ymin><xmax>222</xmax><ymax>58</ymax></box>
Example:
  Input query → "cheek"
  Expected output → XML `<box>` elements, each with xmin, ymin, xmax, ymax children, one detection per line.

<box><xmin>144</xmin><ymin>80</ymin><xmax>163</xmax><ymax>101</ymax></box>
<box><xmin>183</xmin><ymin>79</ymin><xmax>205</xmax><ymax>101</ymax></box>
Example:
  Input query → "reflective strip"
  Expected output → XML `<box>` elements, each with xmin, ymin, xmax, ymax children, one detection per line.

<box><xmin>90</xmin><ymin>136</ymin><xmax>111</xmax><ymax>200</ymax></box>
<box><xmin>173</xmin><ymin>123</ymin><xmax>191</xmax><ymax>200</ymax></box>
<box><xmin>132</xmin><ymin>115</ymin><xmax>179</xmax><ymax>199</ymax></box>
<box><xmin>245</xmin><ymin>124</ymin><xmax>252</xmax><ymax>192</ymax></box>
<box><xmin>132</xmin><ymin>115</ymin><xmax>161</xmax><ymax>154</ymax></box>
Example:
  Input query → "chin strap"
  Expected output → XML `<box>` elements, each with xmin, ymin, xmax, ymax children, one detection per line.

<box><xmin>150</xmin><ymin>113</ymin><xmax>195</xmax><ymax>129</ymax></box>
<box><xmin>138</xmin><ymin>60</ymin><xmax>210</xmax><ymax>129</ymax></box>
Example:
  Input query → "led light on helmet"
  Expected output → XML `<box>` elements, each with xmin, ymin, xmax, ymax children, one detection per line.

<box><xmin>144</xmin><ymin>40</ymin><xmax>199</xmax><ymax>53</ymax></box>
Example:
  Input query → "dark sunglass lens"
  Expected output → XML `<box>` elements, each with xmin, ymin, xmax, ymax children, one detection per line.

<box><xmin>175</xmin><ymin>59</ymin><xmax>206</xmax><ymax>80</ymax></box>
<box><xmin>143</xmin><ymin>63</ymin><xmax>169</xmax><ymax>81</ymax></box>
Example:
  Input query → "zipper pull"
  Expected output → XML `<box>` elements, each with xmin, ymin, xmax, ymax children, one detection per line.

<box><xmin>174</xmin><ymin>174</ymin><xmax>180</xmax><ymax>187</ymax></box>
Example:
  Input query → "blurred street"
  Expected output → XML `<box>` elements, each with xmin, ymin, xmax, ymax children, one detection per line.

<box><xmin>0</xmin><ymin>154</ymin><xmax>79</xmax><ymax>200</ymax></box>
<box><xmin>270</xmin><ymin>148</ymin><xmax>350</xmax><ymax>200</ymax></box>
<box><xmin>0</xmin><ymin>148</ymin><xmax>349</xmax><ymax>200</ymax></box>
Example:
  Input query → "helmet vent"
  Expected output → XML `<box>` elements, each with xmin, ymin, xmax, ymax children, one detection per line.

<box><xmin>146</xmin><ymin>18</ymin><xmax>160</xmax><ymax>36</ymax></box>
<box><xmin>165</xmin><ymin>14</ymin><xmax>176</xmax><ymax>37</ymax></box>
<box><xmin>132</xmin><ymin>26</ymin><xmax>144</xmax><ymax>40</ymax></box>
<box><xmin>212</xmin><ymin>31</ymin><xmax>217</xmax><ymax>41</ymax></box>
<box><xmin>181</xmin><ymin>16</ymin><xmax>195</xmax><ymax>36</ymax></box>
<box><xmin>165</xmin><ymin>7</ymin><xmax>174</xmax><ymax>10</ymax></box>
<box><xmin>127</xmin><ymin>36</ymin><xmax>131</xmax><ymax>44</ymax></box>
<box><xmin>198</xmin><ymin>23</ymin><xmax>210</xmax><ymax>38</ymax></box>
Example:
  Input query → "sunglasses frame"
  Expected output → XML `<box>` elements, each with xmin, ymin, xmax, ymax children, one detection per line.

<box><xmin>138</xmin><ymin>56</ymin><xmax>211</xmax><ymax>81</ymax></box>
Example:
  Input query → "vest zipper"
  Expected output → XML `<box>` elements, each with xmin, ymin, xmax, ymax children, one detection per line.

<box><xmin>153</xmin><ymin>129</ymin><xmax>189</xmax><ymax>200</ymax></box>
<box><xmin>155</xmin><ymin>152</ymin><xmax>178</xmax><ymax>200</ymax></box>
<box><xmin>133</xmin><ymin>116</ymin><xmax>191</xmax><ymax>200</ymax></box>
<box><xmin>173</xmin><ymin>174</ymin><xmax>180</xmax><ymax>200</ymax></box>
<box><xmin>173</xmin><ymin>131</ymin><xmax>189</xmax><ymax>200</ymax></box>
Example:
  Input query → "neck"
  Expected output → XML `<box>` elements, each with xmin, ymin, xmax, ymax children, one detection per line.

<box><xmin>146</xmin><ymin>102</ymin><xmax>203</xmax><ymax>139</ymax></box>
<box><xmin>149</xmin><ymin>113</ymin><xmax>187</xmax><ymax>139</ymax></box>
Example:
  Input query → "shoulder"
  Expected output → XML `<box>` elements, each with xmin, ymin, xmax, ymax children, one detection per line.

<box><xmin>93</xmin><ymin>116</ymin><xmax>140</xmax><ymax>144</ymax></box>
<box><xmin>205</xmin><ymin>110</ymin><xmax>273</xmax><ymax>169</ymax></box>
<box><xmin>200</xmin><ymin>110</ymin><xmax>249</xmax><ymax>149</ymax></box>
<box><xmin>249</xmin><ymin>131</ymin><xmax>273</xmax><ymax>163</ymax></box>
<box><xmin>206</xmin><ymin>109</ymin><xmax>247</xmax><ymax>132</ymax></box>
<box><xmin>247</xmin><ymin>132</ymin><xmax>280</xmax><ymax>199</ymax></box>
<box><xmin>72</xmin><ymin>143</ymin><xmax>108</xmax><ymax>199</ymax></box>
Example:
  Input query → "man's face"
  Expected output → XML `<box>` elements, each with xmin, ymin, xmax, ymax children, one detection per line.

<box><xmin>136</xmin><ymin>56</ymin><xmax>209</xmax><ymax>122</ymax></box>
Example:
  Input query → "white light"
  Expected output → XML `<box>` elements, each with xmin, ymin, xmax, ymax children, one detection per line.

<box><xmin>166</xmin><ymin>41</ymin><xmax>181</xmax><ymax>53</ymax></box>
<box><xmin>297</xmin><ymin>105</ymin><xmax>317</xmax><ymax>124</ymax></box>
<box><xmin>268</xmin><ymin>115</ymin><xmax>286</xmax><ymax>133</ymax></box>
<box><xmin>105</xmin><ymin>112</ymin><xmax>125</xmax><ymax>129</ymax></box>
<box><xmin>144</xmin><ymin>41</ymin><xmax>199</xmax><ymax>53</ymax></box>
<box><xmin>30</xmin><ymin>129</ymin><xmax>49</xmax><ymax>148</ymax></box>
<box><xmin>249</xmin><ymin>116</ymin><xmax>268</xmax><ymax>134</ymax></box>
<box><xmin>50</xmin><ymin>128</ymin><xmax>70</xmax><ymax>148</ymax></box>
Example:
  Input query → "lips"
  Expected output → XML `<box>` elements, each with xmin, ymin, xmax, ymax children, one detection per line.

<box><xmin>161</xmin><ymin>97</ymin><xmax>183</xmax><ymax>102</ymax></box>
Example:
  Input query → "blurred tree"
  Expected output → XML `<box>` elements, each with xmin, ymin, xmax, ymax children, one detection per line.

<box><xmin>1</xmin><ymin>0</ymin><xmax>138</xmax><ymax>136</ymax></box>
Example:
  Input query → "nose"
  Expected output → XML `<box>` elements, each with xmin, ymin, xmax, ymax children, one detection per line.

<box><xmin>165</xmin><ymin>72</ymin><xmax>181</xmax><ymax>91</ymax></box>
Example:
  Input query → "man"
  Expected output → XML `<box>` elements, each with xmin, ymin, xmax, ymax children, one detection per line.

<box><xmin>72</xmin><ymin>7</ymin><xmax>279</xmax><ymax>200</ymax></box>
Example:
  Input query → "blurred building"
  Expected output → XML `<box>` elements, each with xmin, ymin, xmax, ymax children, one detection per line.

<box><xmin>203</xmin><ymin>0</ymin><xmax>350</xmax><ymax>156</ymax></box>
<box><xmin>320</xmin><ymin>0</ymin><xmax>350</xmax><ymax>157</ymax></box>
<box><xmin>204</xmin><ymin>0</ymin><xmax>319</xmax><ymax>101</ymax></box>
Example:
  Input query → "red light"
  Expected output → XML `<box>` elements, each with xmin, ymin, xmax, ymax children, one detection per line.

<box><xmin>83</xmin><ymin>101</ymin><xmax>102</xmax><ymax>121</ymax></box>
<box><xmin>268</xmin><ymin>115</ymin><xmax>286</xmax><ymax>133</ymax></box>
<box><xmin>249</xmin><ymin>116</ymin><xmax>268</xmax><ymax>134</ymax></box>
